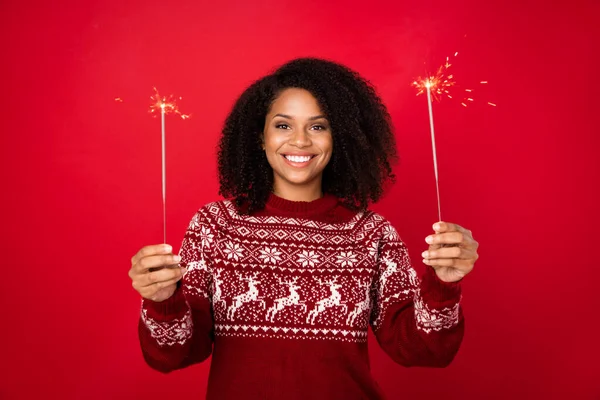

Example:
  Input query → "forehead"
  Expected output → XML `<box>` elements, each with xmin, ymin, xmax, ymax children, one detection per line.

<box><xmin>269</xmin><ymin>88</ymin><xmax>323</xmax><ymax>114</ymax></box>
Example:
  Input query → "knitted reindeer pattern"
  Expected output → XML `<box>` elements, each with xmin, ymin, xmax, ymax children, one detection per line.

<box><xmin>141</xmin><ymin>200</ymin><xmax>461</xmax><ymax>346</ymax></box>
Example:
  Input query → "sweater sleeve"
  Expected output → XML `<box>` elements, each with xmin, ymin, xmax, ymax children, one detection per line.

<box><xmin>137</xmin><ymin>206</ymin><xmax>216</xmax><ymax>373</ymax></box>
<box><xmin>370</xmin><ymin>222</ymin><xmax>464</xmax><ymax>368</ymax></box>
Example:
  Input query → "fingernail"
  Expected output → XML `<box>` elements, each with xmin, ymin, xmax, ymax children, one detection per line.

<box><xmin>421</xmin><ymin>251</ymin><xmax>429</xmax><ymax>258</ymax></box>
<box><xmin>425</xmin><ymin>236</ymin><xmax>434</xmax><ymax>244</ymax></box>
<box><xmin>164</xmin><ymin>245</ymin><xmax>172</xmax><ymax>253</ymax></box>
<box><xmin>433</xmin><ymin>223</ymin><xmax>441</xmax><ymax>231</ymax></box>
<box><xmin>173</xmin><ymin>255</ymin><xmax>181</xmax><ymax>262</ymax></box>
<box><xmin>181</xmin><ymin>267</ymin><xmax>188</xmax><ymax>275</ymax></box>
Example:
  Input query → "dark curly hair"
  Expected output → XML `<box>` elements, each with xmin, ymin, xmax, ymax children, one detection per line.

<box><xmin>217</xmin><ymin>57</ymin><xmax>398</xmax><ymax>214</ymax></box>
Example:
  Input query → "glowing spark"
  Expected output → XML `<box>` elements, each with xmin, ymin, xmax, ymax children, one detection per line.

<box><xmin>412</xmin><ymin>57</ymin><xmax>457</xmax><ymax>103</ymax></box>
<box><xmin>488</xmin><ymin>102</ymin><xmax>497</xmax><ymax>107</ymax></box>
<box><xmin>114</xmin><ymin>97</ymin><xmax>123</xmax><ymax>102</ymax></box>
<box><xmin>149</xmin><ymin>87</ymin><xmax>190</xmax><ymax>119</ymax></box>
<box><xmin>480</xmin><ymin>81</ymin><xmax>488</xmax><ymax>84</ymax></box>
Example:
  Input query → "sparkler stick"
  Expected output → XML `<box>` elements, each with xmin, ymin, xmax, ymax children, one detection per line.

<box><xmin>149</xmin><ymin>88</ymin><xmax>190</xmax><ymax>244</ymax></box>
<box><xmin>425</xmin><ymin>82</ymin><xmax>442</xmax><ymax>223</ymax></box>
<box><xmin>161</xmin><ymin>104</ymin><xmax>166</xmax><ymax>245</ymax></box>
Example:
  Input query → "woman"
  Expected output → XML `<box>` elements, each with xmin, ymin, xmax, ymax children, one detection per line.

<box><xmin>129</xmin><ymin>57</ymin><xmax>479</xmax><ymax>399</ymax></box>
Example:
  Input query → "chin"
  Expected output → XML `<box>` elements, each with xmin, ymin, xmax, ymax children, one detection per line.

<box><xmin>279</xmin><ymin>173</ymin><xmax>319</xmax><ymax>186</ymax></box>
<box><xmin>285</xmin><ymin>177</ymin><xmax>315</xmax><ymax>186</ymax></box>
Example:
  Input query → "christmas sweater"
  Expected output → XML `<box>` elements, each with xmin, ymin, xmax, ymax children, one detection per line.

<box><xmin>138</xmin><ymin>193</ymin><xmax>464</xmax><ymax>399</ymax></box>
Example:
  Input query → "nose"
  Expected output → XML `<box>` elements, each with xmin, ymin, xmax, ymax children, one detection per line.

<box><xmin>289</xmin><ymin>128</ymin><xmax>311</xmax><ymax>147</ymax></box>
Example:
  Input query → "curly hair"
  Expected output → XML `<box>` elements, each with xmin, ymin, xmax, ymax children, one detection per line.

<box><xmin>217</xmin><ymin>57</ymin><xmax>398</xmax><ymax>214</ymax></box>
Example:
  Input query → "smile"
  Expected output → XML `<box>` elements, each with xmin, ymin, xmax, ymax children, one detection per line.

<box><xmin>281</xmin><ymin>154</ymin><xmax>316</xmax><ymax>167</ymax></box>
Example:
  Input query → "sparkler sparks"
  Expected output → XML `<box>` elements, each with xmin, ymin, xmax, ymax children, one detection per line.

<box><xmin>149</xmin><ymin>87</ymin><xmax>190</xmax><ymax>119</ymax></box>
<box><xmin>412</xmin><ymin>55</ymin><xmax>456</xmax><ymax>103</ymax></box>
<box><xmin>412</xmin><ymin>52</ymin><xmax>494</xmax><ymax>107</ymax></box>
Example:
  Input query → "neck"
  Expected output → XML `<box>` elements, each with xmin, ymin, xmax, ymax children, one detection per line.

<box><xmin>272</xmin><ymin>179</ymin><xmax>323</xmax><ymax>202</ymax></box>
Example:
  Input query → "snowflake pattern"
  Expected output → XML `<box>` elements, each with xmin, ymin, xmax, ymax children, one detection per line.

<box><xmin>296</xmin><ymin>250</ymin><xmax>320</xmax><ymax>267</ymax></box>
<box><xmin>259</xmin><ymin>246</ymin><xmax>283</xmax><ymax>265</ymax></box>
<box><xmin>198</xmin><ymin>225</ymin><xmax>214</xmax><ymax>249</ymax></box>
<box><xmin>223</xmin><ymin>241</ymin><xmax>244</xmax><ymax>261</ymax></box>
<box><xmin>383</xmin><ymin>224</ymin><xmax>400</xmax><ymax>242</ymax></box>
<box><xmin>336</xmin><ymin>251</ymin><xmax>358</xmax><ymax>268</ymax></box>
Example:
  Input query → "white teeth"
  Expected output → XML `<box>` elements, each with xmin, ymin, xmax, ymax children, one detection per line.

<box><xmin>285</xmin><ymin>155</ymin><xmax>312</xmax><ymax>163</ymax></box>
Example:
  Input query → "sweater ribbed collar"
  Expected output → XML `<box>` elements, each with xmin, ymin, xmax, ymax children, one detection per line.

<box><xmin>264</xmin><ymin>192</ymin><xmax>339</xmax><ymax>218</ymax></box>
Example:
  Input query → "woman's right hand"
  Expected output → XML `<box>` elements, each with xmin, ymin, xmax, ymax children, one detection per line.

<box><xmin>129</xmin><ymin>244</ymin><xmax>187</xmax><ymax>302</ymax></box>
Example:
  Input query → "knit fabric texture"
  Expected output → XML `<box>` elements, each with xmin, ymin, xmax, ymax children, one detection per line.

<box><xmin>138</xmin><ymin>193</ymin><xmax>464</xmax><ymax>399</ymax></box>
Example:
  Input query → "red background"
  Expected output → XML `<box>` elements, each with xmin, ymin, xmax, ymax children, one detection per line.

<box><xmin>2</xmin><ymin>0</ymin><xmax>599</xmax><ymax>399</ymax></box>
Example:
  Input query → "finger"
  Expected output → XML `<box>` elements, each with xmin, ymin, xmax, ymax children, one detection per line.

<box><xmin>140</xmin><ymin>266</ymin><xmax>186</xmax><ymax>288</ymax></box>
<box><xmin>425</xmin><ymin>231</ymin><xmax>465</xmax><ymax>246</ymax></box>
<box><xmin>131</xmin><ymin>244</ymin><xmax>173</xmax><ymax>266</ymax></box>
<box><xmin>422</xmin><ymin>246</ymin><xmax>477</xmax><ymax>260</ymax></box>
<box><xmin>135</xmin><ymin>253</ymin><xmax>181</xmax><ymax>275</ymax></box>
<box><xmin>423</xmin><ymin>257</ymin><xmax>474</xmax><ymax>270</ymax></box>
<box><xmin>433</xmin><ymin>221</ymin><xmax>473</xmax><ymax>238</ymax></box>
<box><xmin>139</xmin><ymin>276</ymin><xmax>182</xmax><ymax>299</ymax></box>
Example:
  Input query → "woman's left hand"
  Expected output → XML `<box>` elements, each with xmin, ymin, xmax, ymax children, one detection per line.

<box><xmin>421</xmin><ymin>221</ymin><xmax>479</xmax><ymax>283</ymax></box>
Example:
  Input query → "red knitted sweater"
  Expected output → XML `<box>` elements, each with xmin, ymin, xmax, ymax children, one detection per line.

<box><xmin>138</xmin><ymin>193</ymin><xmax>464</xmax><ymax>399</ymax></box>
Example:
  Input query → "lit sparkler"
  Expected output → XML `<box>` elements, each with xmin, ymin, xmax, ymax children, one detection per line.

<box><xmin>412</xmin><ymin>52</ymin><xmax>494</xmax><ymax>223</ymax></box>
<box><xmin>148</xmin><ymin>87</ymin><xmax>190</xmax><ymax>245</ymax></box>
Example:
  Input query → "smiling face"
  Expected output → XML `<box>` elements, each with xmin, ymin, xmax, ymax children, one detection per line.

<box><xmin>262</xmin><ymin>88</ymin><xmax>333</xmax><ymax>201</ymax></box>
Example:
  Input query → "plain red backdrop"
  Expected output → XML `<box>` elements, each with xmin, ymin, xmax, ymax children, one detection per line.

<box><xmin>1</xmin><ymin>0</ymin><xmax>599</xmax><ymax>399</ymax></box>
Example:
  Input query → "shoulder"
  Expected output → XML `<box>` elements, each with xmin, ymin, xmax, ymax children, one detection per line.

<box><xmin>360</xmin><ymin>209</ymin><xmax>403</xmax><ymax>242</ymax></box>
<box><xmin>189</xmin><ymin>199</ymin><xmax>236</xmax><ymax>228</ymax></box>
<box><xmin>358</xmin><ymin>208</ymin><xmax>389</xmax><ymax>229</ymax></box>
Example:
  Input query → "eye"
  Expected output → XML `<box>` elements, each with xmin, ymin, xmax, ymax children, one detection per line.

<box><xmin>275</xmin><ymin>123</ymin><xmax>290</xmax><ymax>130</ymax></box>
<box><xmin>311</xmin><ymin>125</ymin><xmax>326</xmax><ymax>131</ymax></box>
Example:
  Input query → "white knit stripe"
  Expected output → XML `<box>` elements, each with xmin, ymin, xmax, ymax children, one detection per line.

<box><xmin>215</xmin><ymin>324</ymin><xmax>368</xmax><ymax>342</ymax></box>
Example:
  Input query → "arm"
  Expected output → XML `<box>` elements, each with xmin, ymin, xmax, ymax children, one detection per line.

<box><xmin>138</xmin><ymin>206</ymin><xmax>217</xmax><ymax>373</ymax></box>
<box><xmin>370</xmin><ymin>222</ymin><xmax>464</xmax><ymax>368</ymax></box>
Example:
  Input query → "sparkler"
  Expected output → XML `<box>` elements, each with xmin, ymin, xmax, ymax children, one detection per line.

<box><xmin>412</xmin><ymin>52</ymin><xmax>494</xmax><ymax>223</ymax></box>
<box><xmin>148</xmin><ymin>87</ymin><xmax>190</xmax><ymax>244</ymax></box>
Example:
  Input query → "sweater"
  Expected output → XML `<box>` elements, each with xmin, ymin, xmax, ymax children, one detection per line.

<box><xmin>138</xmin><ymin>193</ymin><xmax>464</xmax><ymax>399</ymax></box>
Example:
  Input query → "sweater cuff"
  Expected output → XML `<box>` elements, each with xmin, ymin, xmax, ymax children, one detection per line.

<box><xmin>141</xmin><ymin>287</ymin><xmax>188</xmax><ymax>322</ymax></box>
<box><xmin>420</xmin><ymin>266</ymin><xmax>462</xmax><ymax>305</ymax></box>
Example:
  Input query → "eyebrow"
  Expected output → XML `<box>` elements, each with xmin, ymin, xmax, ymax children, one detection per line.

<box><xmin>273</xmin><ymin>113</ymin><xmax>328</xmax><ymax>121</ymax></box>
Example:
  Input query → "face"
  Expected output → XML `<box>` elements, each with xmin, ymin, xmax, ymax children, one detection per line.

<box><xmin>262</xmin><ymin>88</ymin><xmax>333</xmax><ymax>196</ymax></box>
